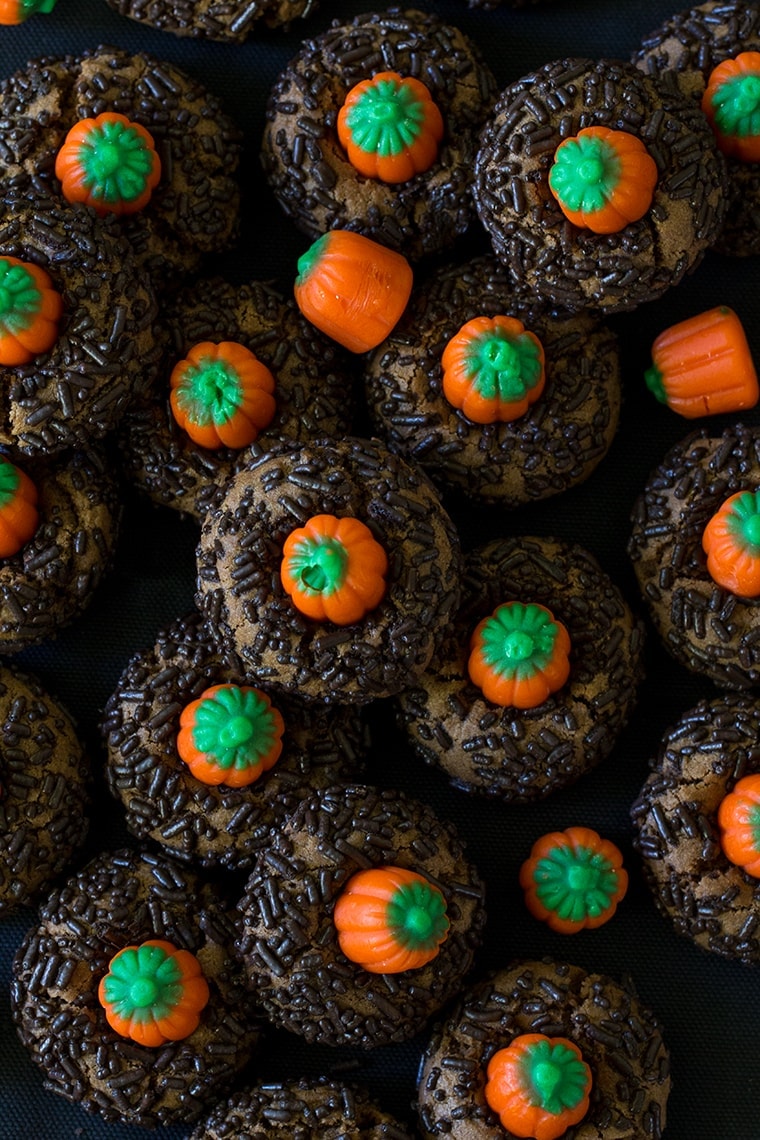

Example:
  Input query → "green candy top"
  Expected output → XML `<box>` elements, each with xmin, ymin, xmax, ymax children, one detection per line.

<box><xmin>461</xmin><ymin>326</ymin><xmax>542</xmax><ymax>403</ymax></box>
<box><xmin>286</xmin><ymin>534</ymin><xmax>348</xmax><ymax>596</ymax></box>
<box><xmin>725</xmin><ymin>489</ymin><xmax>760</xmax><ymax>551</ymax></box>
<box><xmin>0</xmin><ymin>258</ymin><xmax>42</xmax><ymax>336</ymax></box>
<box><xmin>530</xmin><ymin>840</ymin><xmax>622</xmax><ymax>926</ymax></box>
<box><xmin>548</xmin><ymin>132</ymin><xmax>621</xmax><ymax>215</ymax></box>
<box><xmin>709</xmin><ymin>70</ymin><xmax>760</xmax><ymax>141</ymax></box>
<box><xmin>343</xmin><ymin>74</ymin><xmax>428</xmax><ymax>158</ymax></box>
<box><xmin>174</xmin><ymin>353</ymin><xmax>243</xmax><ymax>429</ymax></box>
<box><xmin>190</xmin><ymin>685</ymin><xmax>282</xmax><ymax>774</ymax></box>
<box><xmin>518</xmin><ymin>1037</ymin><xmax>590</xmax><ymax>1115</ymax></box>
<box><xmin>478</xmin><ymin>602</ymin><xmax>560</xmax><ymax>682</ymax></box>
<box><xmin>101</xmin><ymin>943</ymin><xmax>183</xmax><ymax>1025</ymax></box>
<box><xmin>74</xmin><ymin>117</ymin><xmax>157</xmax><ymax>208</ymax></box>
<box><xmin>386</xmin><ymin>877</ymin><xmax>449</xmax><ymax>952</ymax></box>
<box><xmin>0</xmin><ymin>457</ymin><xmax>21</xmax><ymax>509</ymax></box>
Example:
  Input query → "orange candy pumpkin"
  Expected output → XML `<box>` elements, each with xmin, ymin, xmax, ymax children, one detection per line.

<box><xmin>169</xmin><ymin>341</ymin><xmax>277</xmax><ymax>449</ymax></box>
<box><xmin>548</xmin><ymin>126</ymin><xmax>658</xmax><ymax>234</ymax></box>
<box><xmin>519</xmin><ymin>826</ymin><xmax>628</xmax><ymax>934</ymax></box>
<box><xmin>468</xmin><ymin>602</ymin><xmax>571</xmax><ymax>709</ymax></box>
<box><xmin>0</xmin><ymin>456</ymin><xmax>39</xmax><ymax>558</ymax></box>
<box><xmin>718</xmin><ymin>774</ymin><xmax>760</xmax><ymax>877</ymax></box>
<box><xmin>701</xmin><ymin>53</ymin><xmax>760</xmax><ymax>163</ymax></box>
<box><xmin>441</xmin><ymin>315</ymin><xmax>545</xmax><ymax>424</ymax></box>
<box><xmin>702</xmin><ymin>489</ymin><xmax>760</xmax><ymax>597</ymax></box>
<box><xmin>55</xmin><ymin>112</ymin><xmax>161</xmax><ymax>216</ymax></box>
<box><xmin>0</xmin><ymin>256</ymin><xmax>63</xmax><ymax>366</ymax></box>
<box><xmin>176</xmin><ymin>683</ymin><xmax>285</xmax><ymax>788</ymax></box>
<box><xmin>0</xmin><ymin>0</ymin><xmax>56</xmax><ymax>23</ymax></box>
<box><xmin>485</xmin><ymin>1033</ymin><xmax>592</xmax><ymax>1140</ymax></box>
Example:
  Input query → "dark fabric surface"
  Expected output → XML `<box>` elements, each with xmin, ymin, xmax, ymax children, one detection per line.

<box><xmin>1</xmin><ymin>0</ymin><xmax>760</xmax><ymax>1137</ymax></box>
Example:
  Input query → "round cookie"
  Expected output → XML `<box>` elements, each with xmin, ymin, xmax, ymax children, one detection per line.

<box><xmin>115</xmin><ymin>276</ymin><xmax>356</xmax><ymax>519</ymax></box>
<box><xmin>633</xmin><ymin>0</ymin><xmax>760</xmax><ymax>257</ymax></box>
<box><xmin>195</xmin><ymin>435</ymin><xmax>463</xmax><ymax>705</ymax></box>
<box><xmin>0</xmin><ymin>446</ymin><xmax>120</xmax><ymax>653</ymax></box>
<box><xmin>631</xmin><ymin>692</ymin><xmax>760</xmax><ymax>965</ymax></box>
<box><xmin>103</xmin><ymin>0</ymin><xmax>315</xmax><ymax>41</ymax></box>
<box><xmin>364</xmin><ymin>255</ymin><xmax>621</xmax><ymax>506</ymax></box>
<box><xmin>472</xmin><ymin>56</ymin><xmax>728</xmax><ymax>313</ymax></box>
<box><xmin>235</xmin><ymin>782</ymin><xmax>487</xmax><ymax>1049</ymax></box>
<box><xmin>101</xmin><ymin>609</ymin><xmax>369</xmax><ymax>871</ymax></box>
<box><xmin>396</xmin><ymin>536</ymin><xmax>645</xmax><ymax>802</ymax></box>
<box><xmin>0</xmin><ymin>181</ymin><xmax>162</xmax><ymax>457</ymax></box>
<box><xmin>188</xmin><ymin>1077</ymin><xmax>414</xmax><ymax>1139</ymax></box>
<box><xmin>628</xmin><ymin>421</ymin><xmax>760</xmax><ymax>688</ymax></box>
<box><xmin>11</xmin><ymin>846</ymin><xmax>263</xmax><ymax>1128</ymax></box>
<box><xmin>261</xmin><ymin>7</ymin><xmax>499</xmax><ymax>263</ymax></box>
<box><xmin>0</xmin><ymin>45</ymin><xmax>242</xmax><ymax>288</ymax></box>
<box><xmin>417</xmin><ymin>959</ymin><xmax>671</xmax><ymax>1139</ymax></box>
<box><xmin>0</xmin><ymin>665</ymin><xmax>89</xmax><ymax>915</ymax></box>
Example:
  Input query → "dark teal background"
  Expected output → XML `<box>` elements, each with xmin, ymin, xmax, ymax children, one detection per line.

<box><xmin>2</xmin><ymin>0</ymin><xmax>760</xmax><ymax>1136</ymax></box>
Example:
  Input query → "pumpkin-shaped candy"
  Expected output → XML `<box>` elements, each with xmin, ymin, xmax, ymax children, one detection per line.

<box><xmin>280</xmin><ymin>514</ymin><xmax>388</xmax><ymax>625</ymax></box>
<box><xmin>55</xmin><ymin>112</ymin><xmax>161</xmax><ymax>216</ymax></box>
<box><xmin>0</xmin><ymin>255</ymin><xmax>63</xmax><ymax>366</ymax></box>
<box><xmin>177</xmin><ymin>683</ymin><xmax>285</xmax><ymax>787</ymax></box>
<box><xmin>519</xmin><ymin>826</ymin><xmax>628</xmax><ymax>934</ymax></box>
<box><xmin>293</xmin><ymin>230</ymin><xmax>413</xmax><ymax>354</ymax></box>
<box><xmin>548</xmin><ymin>126</ymin><xmax>658</xmax><ymax>234</ymax></box>
<box><xmin>0</xmin><ymin>0</ymin><xmax>56</xmax><ymax>23</ymax></box>
<box><xmin>337</xmin><ymin>70</ymin><xmax>444</xmax><ymax>184</ymax></box>
<box><xmin>702</xmin><ymin>52</ymin><xmax>760</xmax><ymax>163</ymax></box>
<box><xmin>718</xmin><ymin>773</ymin><xmax>760</xmax><ymax>878</ymax></box>
<box><xmin>169</xmin><ymin>341</ymin><xmax>277</xmax><ymax>449</ymax></box>
<box><xmin>98</xmin><ymin>939</ymin><xmax>210</xmax><ymax>1047</ymax></box>
<box><xmin>467</xmin><ymin>601</ymin><xmax>571</xmax><ymax>709</ymax></box>
<box><xmin>333</xmin><ymin>864</ymin><xmax>449</xmax><ymax>973</ymax></box>
<box><xmin>0</xmin><ymin>456</ymin><xmax>39</xmax><ymax>558</ymax></box>
<box><xmin>644</xmin><ymin>305</ymin><xmax>758</xmax><ymax>419</ymax></box>
<box><xmin>485</xmin><ymin>1033</ymin><xmax>592</xmax><ymax>1140</ymax></box>
<box><xmin>702</xmin><ymin>489</ymin><xmax>760</xmax><ymax>597</ymax></box>
<box><xmin>441</xmin><ymin>315</ymin><xmax>545</xmax><ymax>424</ymax></box>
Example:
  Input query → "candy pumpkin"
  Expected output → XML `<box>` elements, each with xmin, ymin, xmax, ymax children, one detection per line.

<box><xmin>467</xmin><ymin>601</ymin><xmax>571</xmax><ymax>709</ymax></box>
<box><xmin>519</xmin><ymin>826</ymin><xmax>628</xmax><ymax>934</ymax></box>
<box><xmin>702</xmin><ymin>52</ymin><xmax>760</xmax><ymax>163</ymax></box>
<box><xmin>169</xmin><ymin>341</ymin><xmax>277</xmax><ymax>449</ymax></box>
<box><xmin>0</xmin><ymin>255</ymin><xmax>63</xmax><ymax>366</ymax></box>
<box><xmin>98</xmin><ymin>939</ymin><xmax>209</xmax><ymax>1047</ymax></box>
<box><xmin>548</xmin><ymin>126</ymin><xmax>658</xmax><ymax>234</ymax></box>
<box><xmin>176</xmin><ymin>683</ymin><xmax>285</xmax><ymax>787</ymax></box>
<box><xmin>702</xmin><ymin>489</ymin><xmax>760</xmax><ymax>597</ymax></box>
<box><xmin>441</xmin><ymin>315</ymin><xmax>545</xmax><ymax>424</ymax></box>
<box><xmin>718</xmin><ymin>774</ymin><xmax>760</xmax><ymax>878</ymax></box>
<box><xmin>280</xmin><ymin>514</ymin><xmax>388</xmax><ymax>625</ymax></box>
<box><xmin>0</xmin><ymin>0</ymin><xmax>56</xmax><ymax>23</ymax></box>
<box><xmin>333</xmin><ymin>865</ymin><xmax>449</xmax><ymax>973</ymax></box>
<box><xmin>485</xmin><ymin>1033</ymin><xmax>592</xmax><ymax>1140</ymax></box>
<box><xmin>0</xmin><ymin>456</ymin><xmax>39</xmax><ymax>558</ymax></box>
<box><xmin>337</xmin><ymin>71</ymin><xmax>444</xmax><ymax>183</ymax></box>
<box><xmin>55</xmin><ymin>111</ymin><xmax>161</xmax><ymax>216</ymax></box>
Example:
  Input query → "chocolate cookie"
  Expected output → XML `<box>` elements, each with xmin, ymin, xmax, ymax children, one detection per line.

<box><xmin>261</xmin><ymin>7</ymin><xmax>498</xmax><ymax>263</ymax></box>
<box><xmin>188</xmin><ymin>1077</ymin><xmax>414</xmax><ymax>1138</ymax></box>
<box><xmin>0</xmin><ymin>45</ymin><xmax>242</xmax><ymax>288</ymax></box>
<box><xmin>0</xmin><ymin>665</ymin><xmax>89</xmax><ymax>914</ymax></box>
<box><xmin>0</xmin><ymin>181</ymin><xmax>162</xmax><ymax>456</ymax></box>
<box><xmin>0</xmin><ymin>446</ymin><xmax>120</xmax><ymax>653</ymax></box>
<box><xmin>11</xmin><ymin>847</ymin><xmax>262</xmax><ymax>1128</ymax></box>
<box><xmin>103</xmin><ymin>0</ymin><xmax>315</xmax><ymax>40</ymax></box>
<box><xmin>101</xmin><ymin>609</ymin><xmax>368</xmax><ymax>871</ymax></box>
<box><xmin>115</xmin><ymin>276</ymin><xmax>355</xmax><ymax>519</ymax></box>
<box><xmin>364</xmin><ymin>255</ymin><xmax>621</xmax><ymax>506</ymax></box>
<box><xmin>631</xmin><ymin>692</ymin><xmax>760</xmax><ymax>965</ymax></box>
<box><xmin>417</xmin><ymin>959</ymin><xmax>671</xmax><ymax>1139</ymax></box>
<box><xmin>235</xmin><ymin>782</ymin><xmax>486</xmax><ymax>1049</ymax></box>
<box><xmin>396</xmin><ymin>536</ymin><xmax>645</xmax><ymax>801</ymax></box>
<box><xmin>195</xmin><ymin>435</ymin><xmax>462</xmax><ymax>704</ymax></box>
<box><xmin>633</xmin><ymin>0</ymin><xmax>760</xmax><ymax>257</ymax></box>
<box><xmin>472</xmin><ymin>57</ymin><xmax>728</xmax><ymax>313</ymax></box>
<box><xmin>628</xmin><ymin>422</ymin><xmax>760</xmax><ymax>688</ymax></box>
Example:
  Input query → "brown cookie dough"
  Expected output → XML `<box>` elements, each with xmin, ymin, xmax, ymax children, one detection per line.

<box><xmin>0</xmin><ymin>46</ymin><xmax>242</xmax><ymax>288</ymax></box>
<box><xmin>195</xmin><ymin>435</ymin><xmax>463</xmax><ymax>704</ymax></box>
<box><xmin>631</xmin><ymin>692</ymin><xmax>760</xmax><ymax>965</ymax></box>
<box><xmin>633</xmin><ymin>0</ymin><xmax>760</xmax><ymax>257</ymax></box>
<box><xmin>472</xmin><ymin>57</ymin><xmax>728</xmax><ymax>313</ymax></box>
<box><xmin>0</xmin><ymin>665</ymin><xmax>89</xmax><ymax>915</ymax></box>
<box><xmin>364</xmin><ymin>255</ymin><xmax>621</xmax><ymax>506</ymax></box>
<box><xmin>0</xmin><ymin>447</ymin><xmax>120</xmax><ymax>653</ymax></box>
<box><xmin>261</xmin><ymin>7</ymin><xmax>498</xmax><ymax>263</ymax></box>
<box><xmin>101</xmin><ymin>609</ymin><xmax>368</xmax><ymax>871</ymax></box>
<box><xmin>0</xmin><ymin>181</ymin><xmax>163</xmax><ymax>457</ymax></box>
<box><xmin>235</xmin><ymin>782</ymin><xmax>487</xmax><ymax>1049</ymax></box>
<box><xmin>11</xmin><ymin>847</ymin><xmax>263</xmax><ymax>1128</ymax></box>
<box><xmin>103</xmin><ymin>0</ymin><xmax>315</xmax><ymax>40</ymax></box>
<box><xmin>396</xmin><ymin>536</ymin><xmax>645</xmax><ymax>802</ymax></box>
<box><xmin>417</xmin><ymin>959</ymin><xmax>671</xmax><ymax>1139</ymax></box>
<box><xmin>628</xmin><ymin>422</ymin><xmax>760</xmax><ymax>688</ymax></box>
<box><xmin>188</xmin><ymin>1077</ymin><xmax>414</xmax><ymax>1138</ymax></box>
<box><xmin>115</xmin><ymin>277</ymin><xmax>356</xmax><ymax>519</ymax></box>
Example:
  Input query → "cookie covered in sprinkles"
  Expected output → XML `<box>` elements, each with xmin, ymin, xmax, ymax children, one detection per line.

<box><xmin>235</xmin><ymin>782</ymin><xmax>486</xmax><ymax>1049</ymax></box>
<box><xmin>364</xmin><ymin>255</ymin><xmax>621</xmax><ymax>506</ymax></box>
<box><xmin>103</xmin><ymin>0</ymin><xmax>317</xmax><ymax>41</ymax></box>
<box><xmin>416</xmin><ymin>958</ymin><xmax>671</xmax><ymax>1139</ymax></box>
<box><xmin>472</xmin><ymin>57</ymin><xmax>728</xmax><ymax>313</ymax></box>
<box><xmin>11</xmin><ymin>847</ymin><xmax>263</xmax><ymax>1128</ymax></box>
<box><xmin>101</xmin><ymin>609</ymin><xmax>368</xmax><ymax>871</ymax></box>
<box><xmin>260</xmin><ymin>7</ymin><xmax>499</xmax><ymax>263</ymax></box>
<box><xmin>396</xmin><ymin>536</ymin><xmax>645</xmax><ymax>802</ymax></box>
